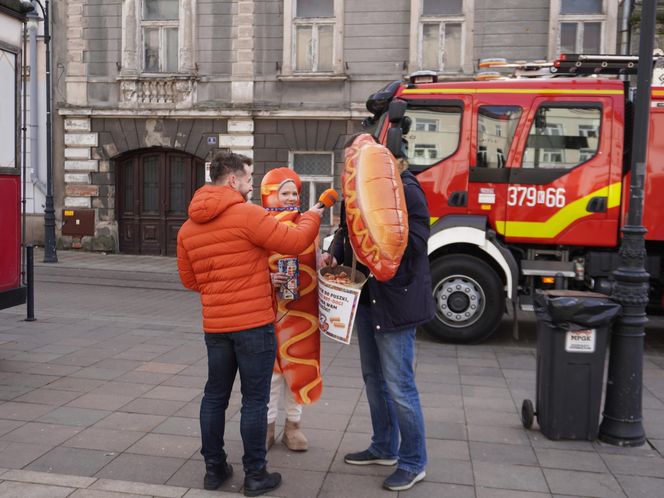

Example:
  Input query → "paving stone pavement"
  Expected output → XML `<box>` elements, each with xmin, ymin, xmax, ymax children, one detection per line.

<box><xmin>0</xmin><ymin>248</ymin><xmax>661</xmax><ymax>497</ymax></box>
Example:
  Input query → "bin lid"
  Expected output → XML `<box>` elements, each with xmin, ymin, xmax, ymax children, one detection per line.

<box><xmin>534</xmin><ymin>290</ymin><xmax>621</xmax><ymax>329</ymax></box>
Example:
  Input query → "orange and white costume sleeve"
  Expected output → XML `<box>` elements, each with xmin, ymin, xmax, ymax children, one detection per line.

<box><xmin>261</xmin><ymin>168</ymin><xmax>322</xmax><ymax>405</ymax></box>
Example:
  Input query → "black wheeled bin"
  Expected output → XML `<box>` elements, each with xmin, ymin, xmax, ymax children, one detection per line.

<box><xmin>522</xmin><ymin>290</ymin><xmax>621</xmax><ymax>441</ymax></box>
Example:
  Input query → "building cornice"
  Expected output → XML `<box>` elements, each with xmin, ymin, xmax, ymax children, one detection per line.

<box><xmin>58</xmin><ymin>107</ymin><xmax>369</xmax><ymax>120</ymax></box>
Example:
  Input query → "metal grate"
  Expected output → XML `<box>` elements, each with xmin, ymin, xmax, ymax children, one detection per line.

<box><xmin>293</xmin><ymin>153</ymin><xmax>333</xmax><ymax>176</ymax></box>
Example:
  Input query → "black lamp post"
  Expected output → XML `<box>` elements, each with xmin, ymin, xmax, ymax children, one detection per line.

<box><xmin>32</xmin><ymin>0</ymin><xmax>57</xmax><ymax>263</ymax></box>
<box><xmin>598</xmin><ymin>0</ymin><xmax>657</xmax><ymax>447</ymax></box>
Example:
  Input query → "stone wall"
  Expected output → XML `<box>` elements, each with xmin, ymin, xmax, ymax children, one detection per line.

<box><xmin>59</xmin><ymin>116</ymin><xmax>247</xmax><ymax>252</ymax></box>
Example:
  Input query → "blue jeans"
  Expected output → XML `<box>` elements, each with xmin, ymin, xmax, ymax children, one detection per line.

<box><xmin>356</xmin><ymin>305</ymin><xmax>427</xmax><ymax>474</ymax></box>
<box><xmin>200</xmin><ymin>324</ymin><xmax>276</xmax><ymax>473</ymax></box>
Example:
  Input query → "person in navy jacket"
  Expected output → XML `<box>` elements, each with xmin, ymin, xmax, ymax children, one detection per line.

<box><xmin>324</xmin><ymin>153</ymin><xmax>434</xmax><ymax>492</ymax></box>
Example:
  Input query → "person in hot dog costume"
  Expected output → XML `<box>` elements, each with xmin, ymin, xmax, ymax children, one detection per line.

<box><xmin>260</xmin><ymin>168</ymin><xmax>323</xmax><ymax>452</ymax></box>
<box><xmin>324</xmin><ymin>135</ymin><xmax>434</xmax><ymax>491</ymax></box>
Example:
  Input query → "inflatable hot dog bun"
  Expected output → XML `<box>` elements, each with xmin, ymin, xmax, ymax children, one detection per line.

<box><xmin>342</xmin><ymin>134</ymin><xmax>408</xmax><ymax>282</ymax></box>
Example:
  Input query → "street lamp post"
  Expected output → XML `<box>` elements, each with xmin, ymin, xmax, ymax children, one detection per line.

<box><xmin>32</xmin><ymin>0</ymin><xmax>57</xmax><ymax>263</ymax></box>
<box><xmin>598</xmin><ymin>0</ymin><xmax>657</xmax><ymax>447</ymax></box>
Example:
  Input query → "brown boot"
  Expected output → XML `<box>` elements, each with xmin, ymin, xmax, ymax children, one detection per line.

<box><xmin>282</xmin><ymin>420</ymin><xmax>308</xmax><ymax>451</ymax></box>
<box><xmin>266</xmin><ymin>421</ymin><xmax>276</xmax><ymax>450</ymax></box>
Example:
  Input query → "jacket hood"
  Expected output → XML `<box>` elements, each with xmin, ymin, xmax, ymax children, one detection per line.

<box><xmin>188</xmin><ymin>185</ymin><xmax>245</xmax><ymax>224</ymax></box>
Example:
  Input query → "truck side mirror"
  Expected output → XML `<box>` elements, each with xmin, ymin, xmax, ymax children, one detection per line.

<box><xmin>386</xmin><ymin>126</ymin><xmax>404</xmax><ymax>158</ymax></box>
<box><xmin>388</xmin><ymin>99</ymin><xmax>408</xmax><ymax>123</ymax></box>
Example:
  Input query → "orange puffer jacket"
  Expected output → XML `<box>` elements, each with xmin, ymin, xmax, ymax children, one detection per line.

<box><xmin>177</xmin><ymin>185</ymin><xmax>320</xmax><ymax>333</ymax></box>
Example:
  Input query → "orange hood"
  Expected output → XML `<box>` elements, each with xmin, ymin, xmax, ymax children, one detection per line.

<box><xmin>260</xmin><ymin>168</ymin><xmax>302</xmax><ymax>210</ymax></box>
<box><xmin>188</xmin><ymin>185</ymin><xmax>245</xmax><ymax>224</ymax></box>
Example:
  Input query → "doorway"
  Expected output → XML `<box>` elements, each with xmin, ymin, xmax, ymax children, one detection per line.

<box><xmin>116</xmin><ymin>149</ymin><xmax>205</xmax><ymax>255</ymax></box>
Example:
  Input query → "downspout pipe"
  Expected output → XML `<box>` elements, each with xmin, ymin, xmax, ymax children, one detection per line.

<box><xmin>620</xmin><ymin>0</ymin><xmax>634</xmax><ymax>55</ymax></box>
<box><xmin>28</xmin><ymin>16</ymin><xmax>46</xmax><ymax>195</ymax></box>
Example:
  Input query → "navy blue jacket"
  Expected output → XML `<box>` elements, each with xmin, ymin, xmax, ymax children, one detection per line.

<box><xmin>332</xmin><ymin>170</ymin><xmax>435</xmax><ymax>332</ymax></box>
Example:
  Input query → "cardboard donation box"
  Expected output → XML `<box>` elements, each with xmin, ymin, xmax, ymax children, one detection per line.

<box><xmin>318</xmin><ymin>265</ymin><xmax>367</xmax><ymax>345</ymax></box>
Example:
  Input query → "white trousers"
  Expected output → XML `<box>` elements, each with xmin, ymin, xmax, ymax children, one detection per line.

<box><xmin>267</xmin><ymin>371</ymin><xmax>303</xmax><ymax>424</ymax></box>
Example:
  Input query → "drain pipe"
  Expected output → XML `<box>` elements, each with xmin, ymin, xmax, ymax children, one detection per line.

<box><xmin>620</xmin><ymin>0</ymin><xmax>634</xmax><ymax>55</ymax></box>
<box><xmin>28</xmin><ymin>17</ymin><xmax>46</xmax><ymax>195</ymax></box>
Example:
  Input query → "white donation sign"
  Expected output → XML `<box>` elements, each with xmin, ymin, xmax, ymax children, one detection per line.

<box><xmin>318</xmin><ymin>266</ymin><xmax>366</xmax><ymax>345</ymax></box>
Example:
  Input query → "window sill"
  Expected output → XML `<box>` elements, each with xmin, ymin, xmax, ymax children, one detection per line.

<box><xmin>117</xmin><ymin>73</ymin><xmax>199</xmax><ymax>82</ymax></box>
<box><xmin>277</xmin><ymin>73</ymin><xmax>349</xmax><ymax>82</ymax></box>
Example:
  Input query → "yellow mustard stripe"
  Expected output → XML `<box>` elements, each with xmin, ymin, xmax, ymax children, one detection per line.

<box><xmin>653</xmin><ymin>90</ymin><xmax>664</xmax><ymax>97</ymax></box>
<box><xmin>430</xmin><ymin>217</ymin><xmax>439</xmax><ymax>225</ymax></box>
<box><xmin>402</xmin><ymin>88</ymin><xmax>623</xmax><ymax>96</ymax></box>
<box><xmin>496</xmin><ymin>181</ymin><xmax>622</xmax><ymax>238</ymax></box>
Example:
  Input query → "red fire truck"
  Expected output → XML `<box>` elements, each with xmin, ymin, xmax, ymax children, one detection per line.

<box><xmin>0</xmin><ymin>173</ymin><xmax>24</xmax><ymax>311</ymax></box>
<box><xmin>364</xmin><ymin>54</ymin><xmax>664</xmax><ymax>343</ymax></box>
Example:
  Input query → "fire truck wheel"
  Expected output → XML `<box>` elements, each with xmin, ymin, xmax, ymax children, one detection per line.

<box><xmin>424</xmin><ymin>255</ymin><xmax>504</xmax><ymax>344</ymax></box>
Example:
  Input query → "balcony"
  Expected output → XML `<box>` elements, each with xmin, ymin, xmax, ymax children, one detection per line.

<box><xmin>118</xmin><ymin>76</ymin><xmax>197</xmax><ymax>108</ymax></box>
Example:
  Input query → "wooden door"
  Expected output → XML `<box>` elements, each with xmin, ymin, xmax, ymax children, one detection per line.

<box><xmin>117</xmin><ymin>150</ymin><xmax>205</xmax><ymax>255</ymax></box>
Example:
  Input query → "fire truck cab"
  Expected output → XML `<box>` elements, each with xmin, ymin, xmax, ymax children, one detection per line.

<box><xmin>365</xmin><ymin>55</ymin><xmax>664</xmax><ymax>343</ymax></box>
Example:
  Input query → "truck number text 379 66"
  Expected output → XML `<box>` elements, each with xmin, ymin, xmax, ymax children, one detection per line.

<box><xmin>507</xmin><ymin>186</ymin><xmax>567</xmax><ymax>208</ymax></box>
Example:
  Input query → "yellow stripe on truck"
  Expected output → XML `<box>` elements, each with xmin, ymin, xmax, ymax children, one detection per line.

<box><xmin>403</xmin><ymin>88</ymin><xmax>624</xmax><ymax>96</ymax></box>
<box><xmin>495</xmin><ymin>182</ymin><xmax>622</xmax><ymax>238</ymax></box>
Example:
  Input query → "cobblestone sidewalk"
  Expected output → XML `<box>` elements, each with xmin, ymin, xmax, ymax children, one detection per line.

<box><xmin>0</xmin><ymin>248</ymin><xmax>661</xmax><ymax>497</ymax></box>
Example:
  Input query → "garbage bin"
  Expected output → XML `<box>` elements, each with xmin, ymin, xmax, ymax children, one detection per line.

<box><xmin>521</xmin><ymin>290</ymin><xmax>621</xmax><ymax>441</ymax></box>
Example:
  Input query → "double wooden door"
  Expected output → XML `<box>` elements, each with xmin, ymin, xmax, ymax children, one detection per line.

<box><xmin>117</xmin><ymin>150</ymin><xmax>205</xmax><ymax>255</ymax></box>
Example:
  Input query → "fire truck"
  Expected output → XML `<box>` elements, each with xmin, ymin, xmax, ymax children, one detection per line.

<box><xmin>364</xmin><ymin>54</ymin><xmax>664</xmax><ymax>343</ymax></box>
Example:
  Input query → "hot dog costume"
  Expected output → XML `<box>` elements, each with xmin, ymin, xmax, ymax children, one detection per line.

<box><xmin>343</xmin><ymin>134</ymin><xmax>408</xmax><ymax>281</ymax></box>
<box><xmin>261</xmin><ymin>168</ymin><xmax>323</xmax><ymax>405</ymax></box>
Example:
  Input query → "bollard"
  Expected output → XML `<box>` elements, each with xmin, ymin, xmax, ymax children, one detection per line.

<box><xmin>25</xmin><ymin>245</ymin><xmax>35</xmax><ymax>321</ymax></box>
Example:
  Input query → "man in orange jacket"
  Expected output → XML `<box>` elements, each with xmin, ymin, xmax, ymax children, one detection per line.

<box><xmin>177</xmin><ymin>151</ymin><xmax>322</xmax><ymax>497</ymax></box>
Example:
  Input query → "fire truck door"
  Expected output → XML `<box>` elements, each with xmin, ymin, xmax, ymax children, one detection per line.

<box><xmin>467</xmin><ymin>104</ymin><xmax>523</xmax><ymax>226</ymax></box>
<box><xmin>502</xmin><ymin>97</ymin><xmax>619</xmax><ymax>247</ymax></box>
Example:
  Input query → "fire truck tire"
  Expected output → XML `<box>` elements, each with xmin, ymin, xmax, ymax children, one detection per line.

<box><xmin>424</xmin><ymin>255</ymin><xmax>504</xmax><ymax>344</ymax></box>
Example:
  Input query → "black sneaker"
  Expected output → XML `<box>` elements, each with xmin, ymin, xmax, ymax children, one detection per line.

<box><xmin>203</xmin><ymin>462</ymin><xmax>233</xmax><ymax>490</ymax></box>
<box><xmin>344</xmin><ymin>449</ymin><xmax>398</xmax><ymax>466</ymax></box>
<box><xmin>243</xmin><ymin>467</ymin><xmax>282</xmax><ymax>497</ymax></box>
<box><xmin>382</xmin><ymin>468</ymin><xmax>426</xmax><ymax>491</ymax></box>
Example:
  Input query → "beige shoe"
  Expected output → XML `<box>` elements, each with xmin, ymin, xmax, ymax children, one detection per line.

<box><xmin>282</xmin><ymin>420</ymin><xmax>308</xmax><ymax>451</ymax></box>
<box><xmin>266</xmin><ymin>421</ymin><xmax>276</xmax><ymax>450</ymax></box>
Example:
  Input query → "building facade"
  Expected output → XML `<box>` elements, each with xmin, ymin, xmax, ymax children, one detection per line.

<box><xmin>52</xmin><ymin>0</ymin><xmax>620</xmax><ymax>255</ymax></box>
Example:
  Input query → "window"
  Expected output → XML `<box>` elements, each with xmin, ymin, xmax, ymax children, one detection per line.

<box><xmin>477</xmin><ymin>106</ymin><xmax>522</xmax><ymax>168</ymax></box>
<box><xmin>549</xmin><ymin>0</ymin><xmax>617</xmax><ymax>58</ymax></box>
<box><xmin>578</xmin><ymin>123</ymin><xmax>598</xmax><ymax>138</ymax></box>
<box><xmin>561</xmin><ymin>0</ymin><xmax>602</xmax><ymax>13</ymax></box>
<box><xmin>120</xmin><ymin>0</ymin><xmax>196</xmax><ymax>76</ymax></box>
<box><xmin>412</xmin><ymin>0</ymin><xmax>473</xmax><ymax>73</ymax></box>
<box><xmin>403</xmin><ymin>105</ymin><xmax>463</xmax><ymax>170</ymax></box>
<box><xmin>560</xmin><ymin>21</ymin><xmax>601</xmax><ymax>54</ymax></box>
<box><xmin>415</xmin><ymin>117</ymin><xmax>439</xmax><ymax>132</ymax></box>
<box><xmin>0</xmin><ymin>46</ymin><xmax>18</xmax><ymax>170</ymax></box>
<box><xmin>291</xmin><ymin>152</ymin><xmax>334</xmax><ymax>225</ymax></box>
<box><xmin>522</xmin><ymin>106</ymin><xmax>601</xmax><ymax>169</ymax></box>
<box><xmin>141</xmin><ymin>0</ymin><xmax>179</xmax><ymax>72</ymax></box>
<box><xmin>283</xmin><ymin>0</ymin><xmax>344</xmax><ymax>76</ymax></box>
<box><xmin>414</xmin><ymin>143</ymin><xmax>439</xmax><ymax>160</ymax></box>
